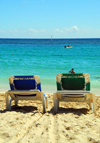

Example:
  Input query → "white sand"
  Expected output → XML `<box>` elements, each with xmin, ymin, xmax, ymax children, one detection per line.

<box><xmin>0</xmin><ymin>93</ymin><xmax>100</xmax><ymax>143</ymax></box>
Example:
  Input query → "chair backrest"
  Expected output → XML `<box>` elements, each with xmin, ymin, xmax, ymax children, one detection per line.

<box><xmin>9</xmin><ymin>75</ymin><xmax>41</xmax><ymax>91</ymax></box>
<box><xmin>56</xmin><ymin>73</ymin><xmax>90</xmax><ymax>91</ymax></box>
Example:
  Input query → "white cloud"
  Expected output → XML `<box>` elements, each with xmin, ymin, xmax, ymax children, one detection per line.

<box><xmin>0</xmin><ymin>30</ymin><xmax>5</xmax><ymax>33</ymax></box>
<box><xmin>28</xmin><ymin>29</ymin><xmax>38</xmax><ymax>33</ymax></box>
<box><xmin>28</xmin><ymin>29</ymin><xmax>38</xmax><ymax>35</ymax></box>
<box><xmin>28</xmin><ymin>28</ymin><xmax>49</xmax><ymax>35</ymax></box>
<box><xmin>54</xmin><ymin>29</ymin><xmax>64</xmax><ymax>33</ymax></box>
<box><xmin>7</xmin><ymin>29</ymin><xmax>18</xmax><ymax>33</ymax></box>
<box><xmin>14</xmin><ymin>29</ymin><xmax>18</xmax><ymax>32</ymax></box>
<box><xmin>70</xmin><ymin>26</ymin><xmax>79</xmax><ymax>31</ymax></box>
<box><xmin>1</xmin><ymin>27</ymin><xmax>100</xmax><ymax>38</ymax></box>
<box><xmin>40</xmin><ymin>29</ymin><xmax>45</xmax><ymax>33</ymax></box>
<box><xmin>64</xmin><ymin>26</ymin><xmax>79</xmax><ymax>32</ymax></box>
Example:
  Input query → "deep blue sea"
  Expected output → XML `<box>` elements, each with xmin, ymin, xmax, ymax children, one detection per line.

<box><xmin>0</xmin><ymin>38</ymin><xmax>100</xmax><ymax>95</ymax></box>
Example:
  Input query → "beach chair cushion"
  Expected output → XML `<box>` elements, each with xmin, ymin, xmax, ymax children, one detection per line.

<box><xmin>14</xmin><ymin>79</ymin><xmax>36</xmax><ymax>90</ymax></box>
<box><xmin>61</xmin><ymin>74</ymin><xmax>85</xmax><ymax>90</ymax></box>
<box><xmin>56</xmin><ymin>73</ymin><xmax>90</xmax><ymax>90</ymax></box>
<box><xmin>9</xmin><ymin>75</ymin><xmax>42</xmax><ymax>90</ymax></box>
<box><xmin>61</xmin><ymin>77</ymin><xmax>85</xmax><ymax>90</ymax></box>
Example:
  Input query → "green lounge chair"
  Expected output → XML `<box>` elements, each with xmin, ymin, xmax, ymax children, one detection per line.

<box><xmin>53</xmin><ymin>73</ymin><xmax>96</xmax><ymax>115</ymax></box>
<box><xmin>5</xmin><ymin>75</ymin><xmax>48</xmax><ymax>113</ymax></box>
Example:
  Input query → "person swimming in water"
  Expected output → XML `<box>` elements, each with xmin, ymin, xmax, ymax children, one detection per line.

<box><xmin>64</xmin><ymin>45</ymin><xmax>70</xmax><ymax>48</ymax></box>
<box><xmin>69</xmin><ymin>68</ymin><xmax>75</xmax><ymax>73</ymax></box>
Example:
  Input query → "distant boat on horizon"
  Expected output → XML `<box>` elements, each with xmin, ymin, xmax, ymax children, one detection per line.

<box><xmin>51</xmin><ymin>35</ymin><xmax>53</xmax><ymax>42</ymax></box>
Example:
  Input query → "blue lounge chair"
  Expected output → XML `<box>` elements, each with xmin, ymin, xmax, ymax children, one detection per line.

<box><xmin>53</xmin><ymin>73</ymin><xmax>96</xmax><ymax>115</ymax></box>
<box><xmin>5</xmin><ymin>75</ymin><xmax>48</xmax><ymax>113</ymax></box>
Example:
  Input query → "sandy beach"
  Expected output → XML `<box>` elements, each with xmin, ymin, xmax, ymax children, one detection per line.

<box><xmin>0</xmin><ymin>92</ymin><xmax>100</xmax><ymax>143</ymax></box>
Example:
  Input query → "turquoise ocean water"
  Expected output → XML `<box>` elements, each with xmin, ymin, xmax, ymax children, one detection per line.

<box><xmin>0</xmin><ymin>38</ymin><xmax>100</xmax><ymax>95</ymax></box>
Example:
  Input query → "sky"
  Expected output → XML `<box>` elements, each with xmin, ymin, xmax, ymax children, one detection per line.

<box><xmin>0</xmin><ymin>0</ymin><xmax>100</xmax><ymax>38</ymax></box>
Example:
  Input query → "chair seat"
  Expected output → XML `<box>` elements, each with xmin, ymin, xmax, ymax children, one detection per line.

<box><xmin>61</xmin><ymin>77</ymin><xmax>85</xmax><ymax>90</ymax></box>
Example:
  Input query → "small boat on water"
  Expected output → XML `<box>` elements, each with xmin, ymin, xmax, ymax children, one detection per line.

<box><xmin>51</xmin><ymin>35</ymin><xmax>53</xmax><ymax>42</ymax></box>
<box><xmin>64</xmin><ymin>46</ymin><xmax>72</xmax><ymax>48</ymax></box>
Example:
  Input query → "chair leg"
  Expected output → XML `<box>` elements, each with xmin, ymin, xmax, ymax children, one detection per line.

<box><xmin>5</xmin><ymin>93</ymin><xmax>12</xmax><ymax>111</ymax></box>
<box><xmin>42</xmin><ymin>97</ymin><xmax>46</xmax><ymax>113</ymax></box>
<box><xmin>54</xmin><ymin>98</ymin><xmax>58</xmax><ymax>114</ymax></box>
<box><xmin>90</xmin><ymin>103</ymin><xmax>92</xmax><ymax>109</ymax></box>
<box><xmin>5</xmin><ymin>93</ymin><xmax>8</xmax><ymax>109</ymax></box>
<box><xmin>92</xmin><ymin>94</ymin><xmax>96</xmax><ymax>115</ymax></box>
<box><xmin>88</xmin><ymin>103</ymin><xmax>92</xmax><ymax>109</ymax></box>
<box><xmin>9</xmin><ymin>98</ymin><xmax>12</xmax><ymax>110</ymax></box>
<box><xmin>14</xmin><ymin>100</ymin><xmax>18</xmax><ymax>106</ymax></box>
<box><xmin>57</xmin><ymin>100</ymin><xmax>59</xmax><ymax>110</ymax></box>
<box><xmin>45</xmin><ymin>95</ymin><xmax>49</xmax><ymax>108</ymax></box>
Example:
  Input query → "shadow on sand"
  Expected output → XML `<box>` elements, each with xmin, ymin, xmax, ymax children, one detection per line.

<box><xmin>0</xmin><ymin>105</ymin><xmax>91</xmax><ymax>116</ymax></box>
